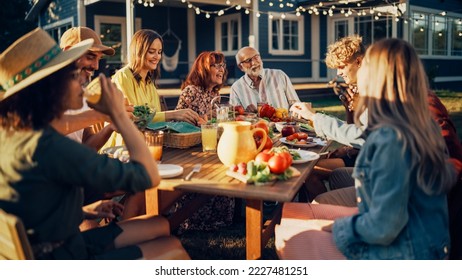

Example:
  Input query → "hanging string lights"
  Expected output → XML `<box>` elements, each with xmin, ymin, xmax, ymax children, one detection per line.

<box><xmin>133</xmin><ymin>0</ymin><xmax>462</xmax><ymax>24</ymax></box>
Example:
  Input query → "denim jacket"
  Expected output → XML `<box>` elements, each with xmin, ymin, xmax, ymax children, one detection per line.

<box><xmin>332</xmin><ymin>126</ymin><xmax>451</xmax><ymax>259</ymax></box>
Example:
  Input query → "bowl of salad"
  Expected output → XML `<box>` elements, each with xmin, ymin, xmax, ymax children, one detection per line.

<box><xmin>133</xmin><ymin>104</ymin><xmax>156</xmax><ymax>131</ymax></box>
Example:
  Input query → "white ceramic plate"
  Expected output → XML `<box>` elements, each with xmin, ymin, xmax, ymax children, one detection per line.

<box><xmin>102</xmin><ymin>146</ymin><xmax>127</xmax><ymax>158</ymax></box>
<box><xmin>290</xmin><ymin>149</ymin><xmax>320</xmax><ymax>164</ymax></box>
<box><xmin>158</xmin><ymin>164</ymin><xmax>184</xmax><ymax>179</ymax></box>
<box><xmin>280</xmin><ymin>137</ymin><xmax>326</xmax><ymax>148</ymax></box>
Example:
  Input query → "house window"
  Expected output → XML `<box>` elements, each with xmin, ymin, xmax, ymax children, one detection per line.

<box><xmin>94</xmin><ymin>16</ymin><xmax>142</xmax><ymax>64</ymax></box>
<box><xmin>269</xmin><ymin>13</ymin><xmax>304</xmax><ymax>55</ymax></box>
<box><xmin>452</xmin><ymin>19</ymin><xmax>462</xmax><ymax>56</ymax></box>
<box><xmin>411</xmin><ymin>11</ymin><xmax>462</xmax><ymax>57</ymax></box>
<box><xmin>215</xmin><ymin>13</ymin><xmax>241</xmax><ymax>55</ymax></box>
<box><xmin>355</xmin><ymin>15</ymin><xmax>392</xmax><ymax>46</ymax></box>
<box><xmin>412</xmin><ymin>13</ymin><xmax>429</xmax><ymax>55</ymax></box>
<box><xmin>42</xmin><ymin>18</ymin><xmax>73</xmax><ymax>43</ymax></box>
<box><xmin>432</xmin><ymin>15</ymin><xmax>448</xmax><ymax>55</ymax></box>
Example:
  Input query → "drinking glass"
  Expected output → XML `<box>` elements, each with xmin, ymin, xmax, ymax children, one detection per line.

<box><xmin>144</xmin><ymin>130</ymin><xmax>164</xmax><ymax>162</ymax></box>
<box><xmin>201</xmin><ymin>123</ymin><xmax>218</xmax><ymax>152</ymax></box>
<box><xmin>216</xmin><ymin>104</ymin><xmax>234</xmax><ymax>122</ymax></box>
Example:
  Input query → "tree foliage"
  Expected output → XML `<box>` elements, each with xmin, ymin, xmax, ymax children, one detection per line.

<box><xmin>0</xmin><ymin>0</ymin><xmax>36</xmax><ymax>52</ymax></box>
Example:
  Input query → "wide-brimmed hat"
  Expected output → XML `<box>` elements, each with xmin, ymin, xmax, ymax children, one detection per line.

<box><xmin>0</xmin><ymin>28</ymin><xmax>93</xmax><ymax>102</ymax></box>
<box><xmin>60</xmin><ymin>27</ymin><xmax>115</xmax><ymax>56</ymax></box>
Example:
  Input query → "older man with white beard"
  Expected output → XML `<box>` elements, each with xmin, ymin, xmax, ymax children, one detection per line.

<box><xmin>230</xmin><ymin>46</ymin><xmax>299</xmax><ymax>112</ymax></box>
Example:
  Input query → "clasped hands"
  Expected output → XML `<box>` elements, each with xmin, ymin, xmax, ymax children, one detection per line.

<box><xmin>82</xmin><ymin>199</ymin><xmax>124</xmax><ymax>221</ymax></box>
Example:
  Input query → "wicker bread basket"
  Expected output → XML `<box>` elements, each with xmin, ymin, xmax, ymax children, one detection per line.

<box><xmin>163</xmin><ymin>131</ymin><xmax>202</xmax><ymax>149</ymax></box>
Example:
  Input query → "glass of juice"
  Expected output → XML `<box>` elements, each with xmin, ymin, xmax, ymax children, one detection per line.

<box><xmin>144</xmin><ymin>130</ymin><xmax>164</xmax><ymax>162</ymax></box>
<box><xmin>201</xmin><ymin>123</ymin><xmax>218</xmax><ymax>152</ymax></box>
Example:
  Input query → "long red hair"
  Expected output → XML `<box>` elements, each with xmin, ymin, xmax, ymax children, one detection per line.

<box><xmin>181</xmin><ymin>51</ymin><xmax>228</xmax><ymax>93</ymax></box>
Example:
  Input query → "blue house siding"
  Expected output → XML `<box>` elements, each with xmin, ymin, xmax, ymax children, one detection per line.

<box><xmin>39</xmin><ymin>0</ymin><xmax>77</xmax><ymax>26</ymax></box>
<box><xmin>85</xmin><ymin>3</ymin><xmax>190</xmax><ymax>81</ymax></box>
<box><xmin>410</xmin><ymin>0</ymin><xmax>462</xmax><ymax>11</ymax></box>
<box><xmin>31</xmin><ymin>0</ymin><xmax>462</xmax><ymax>89</ymax></box>
<box><xmin>421</xmin><ymin>59</ymin><xmax>462</xmax><ymax>90</ymax></box>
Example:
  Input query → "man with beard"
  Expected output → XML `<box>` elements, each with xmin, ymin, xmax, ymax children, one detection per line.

<box><xmin>51</xmin><ymin>27</ymin><xmax>131</xmax><ymax>151</ymax></box>
<box><xmin>230</xmin><ymin>46</ymin><xmax>299</xmax><ymax>112</ymax></box>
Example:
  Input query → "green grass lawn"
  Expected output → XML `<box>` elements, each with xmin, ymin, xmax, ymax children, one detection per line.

<box><xmin>178</xmin><ymin>90</ymin><xmax>462</xmax><ymax>260</ymax></box>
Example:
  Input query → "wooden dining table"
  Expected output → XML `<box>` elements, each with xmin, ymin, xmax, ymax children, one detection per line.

<box><xmin>145</xmin><ymin>136</ymin><xmax>332</xmax><ymax>260</ymax></box>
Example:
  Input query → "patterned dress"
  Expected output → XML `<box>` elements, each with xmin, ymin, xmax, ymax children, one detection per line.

<box><xmin>174</xmin><ymin>85</ymin><xmax>235</xmax><ymax>233</ymax></box>
<box><xmin>176</xmin><ymin>85</ymin><xmax>220</xmax><ymax>117</ymax></box>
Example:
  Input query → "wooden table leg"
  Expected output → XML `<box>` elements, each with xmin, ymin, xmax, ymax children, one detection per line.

<box><xmin>145</xmin><ymin>187</ymin><xmax>160</xmax><ymax>216</ymax></box>
<box><xmin>245</xmin><ymin>199</ymin><xmax>263</xmax><ymax>260</ymax></box>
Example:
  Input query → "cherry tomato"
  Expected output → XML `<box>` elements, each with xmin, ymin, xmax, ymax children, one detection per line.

<box><xmin>255</xmin><ymin>151</ymin><xmax>273</xmax><ymax>163</ymax></box>
<box><xmin>268</xmin><ymin>154</ymin><xmax>289</xmax><ymax>174</ymax></box>
<box><xmin>278</xmin><ymin>151</ymin><xmax>293</xmax><ymax>166</ymax></box>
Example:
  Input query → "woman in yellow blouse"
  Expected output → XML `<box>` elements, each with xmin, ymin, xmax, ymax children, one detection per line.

<box><xmin>104</xmin><ymin>29</ymin><xmax>200</xmax><ymax>218</ymax></box>
<box><xmin>103</xmin><ymin>29</ymin><xmax>199</xmax><ymax>150</ymax></box>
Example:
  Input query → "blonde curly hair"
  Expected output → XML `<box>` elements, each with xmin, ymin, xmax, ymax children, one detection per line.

<box><xmin>325</xmin><ymin>35</ymin><xmax>365</xmax><ymax>69</ymax></box>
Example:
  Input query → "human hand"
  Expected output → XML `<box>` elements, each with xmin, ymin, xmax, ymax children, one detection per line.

<box><xmin>82</xmin><ymin>199</ymin><xmax>124</xmax><ymax>220</ymax></box>
<box><xmin>87</xmin><ymin>74</ymin><xmax>126</xmax><ymax>119</ymax></box>
<box><xmin>166</xmin><ymin>109</ymin><xmax>200</xmax><ymax>125</ymax></box>
<box><xmin>246</xmin><ymin>104</ymin><xmax>258</xmax><ymax>113</ymax></box>
<box><xmin>289</xmin><ymin>102</ymin><xmax>315</xmax><ymax>121</ymax></box>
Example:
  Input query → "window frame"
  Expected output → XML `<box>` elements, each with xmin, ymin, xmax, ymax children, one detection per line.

<box><xmin>268</xmin><ymin>12</ymin><xmax>304</xmax><ymax>55</ymax></box>
<box><xmin>94</xmin><ymin>15</ymin><xmax>141</xmax><ymax>64</ymax></box>
<box><xmin>215</xmin><ymin>13</ymin><xmax>242</xmax><ymax>56</ymax></box>
<box><xmin>42</xmin><ymin>17</ymin><xmax>73</xmax><ymax>43</ymax></box>
<box><xmin>410</xmin><ymin>8</ymin><xmax>462</xmax><ymax>58</ymax></box>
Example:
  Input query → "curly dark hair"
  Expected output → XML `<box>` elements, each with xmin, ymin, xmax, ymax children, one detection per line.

<box><xmin>0</xmin><ymin>63</ymin><xmax>75</xmax><ymax>130</ymax></box>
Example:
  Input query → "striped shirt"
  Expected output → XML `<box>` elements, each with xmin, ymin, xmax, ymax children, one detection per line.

<box><xmin>230</xmin><ymin>68</ymin><xmax>300</xmax><ymax>109</ymax></box>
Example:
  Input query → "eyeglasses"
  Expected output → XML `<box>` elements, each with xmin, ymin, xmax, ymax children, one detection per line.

<box><xmin>239</xmin><ymin>54</ymin><xmax>260</xmax><ymax>65</ymax></box>
<box><xmin>211</xmin><ymin>63</ymin><xmax>226</xmax><ymax>69</ymax></box>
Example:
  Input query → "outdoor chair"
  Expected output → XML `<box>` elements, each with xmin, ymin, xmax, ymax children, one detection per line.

<box><xmin>0</xmin><ymin>209</ymin><xmax>34</xmax><ymax>260</ymax></box>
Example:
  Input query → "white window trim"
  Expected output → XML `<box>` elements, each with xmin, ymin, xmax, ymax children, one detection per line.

<box><xmin>268</xmin><ymin>12</ymin><xmax>304</xmax><ymax>55</ymax></box>
<box><xmin>94</xmin><ymin>15</ymin><xmax>141</xmax><ymax>64</ymax></box>
<box><xmin>41</xmin><ymin>17</ymin><xmax>73</xmax><ymax>33</ymax></box>
<box><xmin>410</xmin><ymin>6</ymin><xmax>462</xmax><ymax>58</ymax></box>
<box><xmin>215</xmin><ymin>13</ymin><xmax>242</xmax><ymax>56</ymax></box>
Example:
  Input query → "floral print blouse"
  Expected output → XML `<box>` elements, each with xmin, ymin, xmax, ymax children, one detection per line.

<box><xmin>176</xmin><ymin>85</ymin><xmax>220</xmax><ymax>117</ymax></box>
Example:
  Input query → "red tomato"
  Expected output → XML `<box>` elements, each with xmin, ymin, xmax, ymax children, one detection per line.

<box><xmin>253</xmin><ymin>130</ymin><xmax>266</xmax><ymax>139</ymax></box>
<box><xmin>234</xmin><ymin>105</ymin><xmax>245</xmax><ymax>115</ymax></box>
<box><xmin>254</xmin><ymin>120</ymin><xmax>269</xmax><ymax>134</ymax></box>
<box><xmin>235</xmin><ymin>115</ymin><xmax>245</xmax><ymax>121</ymax></box>
<box><xmin>255</xmin><ymin>151</ymin><xmax>273</xmax><ymax>163</ymax></box>
<box><xmin>268</xmin><ymin>154</ymin><xmax>289</xmax><ymax>174</ymax></box>
<box><xmin>296</xmin><ymin>132</ymin><xmax>308</xmax><ymax>140</ymax></box>
<box><xmin>263</xmin><ymin>137</ymin><xmax>273</xmax><ymax>150</ymax></box>
<box><xmin>278</xmin><ymin>151</ymin><xmax>293</xmax><ymax>166</ymax></box>
<box><xmin>286</xmin><ymin>133</ymin><xmax>298</xmax><ymax>141</ymax></box>
<box><xmin>262</xmin><ymin>149</ymin><xmax>274</xmax><ymax>156</ymax></box>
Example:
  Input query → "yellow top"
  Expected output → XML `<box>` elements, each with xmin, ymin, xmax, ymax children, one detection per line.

<box><xmin>100</xmin><ymin>66</ymin><xmax>166</xmax><ymax>150</ymax></box>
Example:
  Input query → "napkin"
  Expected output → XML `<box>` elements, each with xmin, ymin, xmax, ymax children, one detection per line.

<box><xmin>147</xmin><ymin>121</ymin><xmax>201</xmax><ymax>133</ymax></box>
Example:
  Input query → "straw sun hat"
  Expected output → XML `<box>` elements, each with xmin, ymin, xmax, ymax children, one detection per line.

<box><xmin>0</xmin><ymin>28</ymin><xmax>93</xmax><ymax>102</ymax></box>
